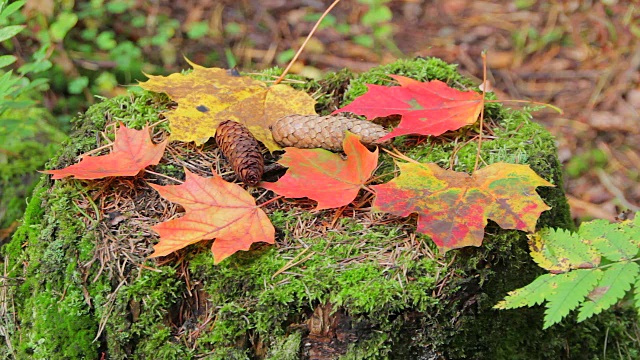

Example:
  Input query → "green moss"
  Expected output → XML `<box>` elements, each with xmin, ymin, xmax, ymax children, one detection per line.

<box><xmin>266</xmin><ymin>332</ymin><xmax>302</xmax><ymax>360</ymax></box>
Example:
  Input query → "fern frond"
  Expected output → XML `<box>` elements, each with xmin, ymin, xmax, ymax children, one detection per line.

<box><xmin>581</xmin><ymin>220</ymin><xmax>638</xmax><ymax>261</ymax></box>
<box><xmin>577</xmin><ymin>261</ymin><xmax>639</xmax><ymax>322</ymax></box>
<box><xmin>528</xmin><ymin>228</ymin><xmax>600</xmax><ymax>273</ymax></box>
<box><xmin>497</xmin><ymin>212</ymin><xmax>640</xmax><ymax>329</ymax></box>
<box><xmin>543</xmin><ymin>269</ymin><xmax>601</xmax><ymax>329</ymax></box>
<box><xmin>494</xmin><ymin>273</ymin><xmax>555</xmax><ymax>309</ymax></box>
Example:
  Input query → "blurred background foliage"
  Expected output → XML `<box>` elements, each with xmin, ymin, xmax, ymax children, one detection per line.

<box><xmin>1</xmin><ymin>0</ymin><xmax>639</xmax><ymax>239</ymax></box>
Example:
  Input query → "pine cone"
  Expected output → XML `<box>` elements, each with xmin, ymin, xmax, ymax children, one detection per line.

<box><xmin>271</xmin><ymin>115</ymin><xmax>389</xmax><ymax>151</ymax></box>
<box><xmin>215</xmin><ymin>120</ymin><xmax>264</xmax><ymax>186</ymax></box>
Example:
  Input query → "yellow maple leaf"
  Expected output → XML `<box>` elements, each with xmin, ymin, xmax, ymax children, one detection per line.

<box><xmin>139</xmin><ymin>60</ymin><xmax>316</xmax><ymax>151</ymax></box>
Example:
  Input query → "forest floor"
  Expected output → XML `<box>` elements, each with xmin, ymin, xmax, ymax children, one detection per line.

<box><xmin>20</xmin><ymin>0</ymin><xmax>640</xmax><ymax>222</ymax></box>
<box><xmin>188</xmin><ymin>0</ymin><xmax>639</xmax><ymax>222</ymax></box>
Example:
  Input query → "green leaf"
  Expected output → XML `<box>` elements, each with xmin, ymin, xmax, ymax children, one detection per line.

<box><xmin>0</xmin><ymin>54</ymin><xmax>16</xmax><ymax>68</ymax></box>
<box><xmin>543</xmin><ymin>269</ymin><xmax>601</xmax><ymax>329</ymax></box>
<box><xmin>353</xmin><ymin>34</ymin><xmax>374</xmax><ymax>48</ymax></box>
<box><xmin>494</xmin><ymin>273</ymin><xmax>555</xmax><ymax>309</ymax></box>
<box><xmin>578</xmin><ymin>219</ymin><xmax>615</xmax><ymax>239</ymax></box>
<box><xmin>50</xmin><ymin>12</ymin><xmax>78</xmax><ymax>42</ymax></box>
<box><xmin>529</xmin><ymin>228</ymin><xmax>600</xmax><ymax>273</ymax></box>
<box><xmin>577</xmin><ymin>261</ymin><xmax>639</xmax><ymax>322</ymax></box>
<box><xmin>361</xmin><ymin>6</ymin><xmax>392</xmax><ymax>26</ymax></box>
<box><xmin>276</xmin><ymin>49</ymin><xmax>295</xmax><ymax>65</ymax></box>
<box><xmin>591</xmin><ymin>230</ymin><xmax>638</xmax><ymax>261</ymax></box>
<box><xmin>499</xmin><ymin>212</ymin><xmax>640</xmax><ymax>330</ymax></box>
<box><xmin>18</xmin><ymin>59</ymin><xmax>52</xmax><ymax>75</ymax></box>
<box><xmin>0</xmin><ymin>70</ymin><xmax>20</xmax><ymax>94</ymax></box>
<box><xmin>106</xmin><ymin>0</ymin><xmax>132</xmax><ymax>14</ymax></box>
<box><xmin>0</xmin><ymin>0</ymin><xmax>25</xmax><ymax>23</ymax></box>
<box><xmin>186</xmin><ymin>22</ymin><xmax>209</xmax><ymax>39</ymax></box>
<box><xmin>0</xmin><ymin>24</ymin><xmax>25</xmax><ymax>42</ymax></box>
<box><xmin>67</xmin><ymin>76</ymin><xmax>89</xmax><ymax>94</ymax></box>
<box><xmin>21</xmin><ymin>77</ymin><xmax>49</xmax><ymax>92</ymax></box>
<box><xmin>634</xmin><ymin>275</ymin><xmax>640</xmax><ymax>310</ymax></box>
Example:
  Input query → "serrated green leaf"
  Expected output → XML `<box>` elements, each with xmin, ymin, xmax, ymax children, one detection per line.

<box><xmin>543</xmin><ymin>269</ymin><xmax>601</xmax><ymax>329</ymax></box>
<box><xmin>581</xmin><ymin>219</ymin><xmax>638</xmax><ymax>261</ymax></box>
<box><xmin>579</xmin><ymin>219</ymin><xmax>615</xmax><ymax>240</ymax></box>
<box><xmin>591</xmin><ymin>230</ymin><xmax>638</xmax><ymax>261</ymax></box>
<box><xmin>529</xmin><ymin>228</ymin><xmax>600</xmax><ymax>273</ymax></box>
<box><xmin>0</xmin><ymin>24</ymin><xmax>24</xmax><ymax>42</ymax></box>
<box><xmin>577</xmin><ymin>261</ymin><xmax>639</xmax><ymax>322</ymax></box>
<box><xmin>495</xmin><ymin>273</ymin><xmax>555</xmax><ymax>309</ymax></box>
<box><xmin>628</xmin><ymin>216</ymin><xmax>640</xmax><ymax>247</ymax></box>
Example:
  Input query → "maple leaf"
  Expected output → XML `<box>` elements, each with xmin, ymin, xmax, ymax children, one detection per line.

<box><xmin>149</xmin><ymin>169</ymin><xmax>275</xmax><ymax>264</ymax></box>
<box><xmin>333</xmin><ymin>75</ymin><xmax>482</xmax><ymax>141</ymax></box>
<box><xmin>371</xmin><ymin>162</ymin><xmax>553</xmax><ymax>252</ymax></box>
<box><xmin>261</xmin><ymin>132</ymin><xmax>378</xmax><ymax>210</ymax></box>
<box><xmin>139</xmin><ymin>60</ymin><xmax>316</xmax><ymax>151</ymax></box>
<box><xmin>44</xmin><ymin>124</ymin><xmax>167</xmax><ymax>180</ymax></box>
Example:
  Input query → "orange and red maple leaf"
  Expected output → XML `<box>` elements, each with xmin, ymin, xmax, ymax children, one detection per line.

<box><xmin>261</xmin><ymin>132</ymin><xmax>378</xmax><ymax>210</ymax></box>
<box><xmin>149</xmin><ymin>169</ymin><xmax>275</xmax><ymax>264</ymax></box>
<box><xmin>44</xmin><ymin>124</ymin><xmax>168</xmax><ymax>179</ymax></box>
<box><xmin>334</xmin><ymin>75</ymin><xmax>483</xmax><ymax>141</ymax></box>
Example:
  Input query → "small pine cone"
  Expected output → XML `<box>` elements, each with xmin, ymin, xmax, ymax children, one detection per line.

<box><xmin>215</xmin><ymin>120</ymin><xmax>264</xmax><ymax>186</ymax></box>
<box><xmin>271</xmin><ymin>115</ymin><xmax>389</xmax><ymax>151</ymax></box>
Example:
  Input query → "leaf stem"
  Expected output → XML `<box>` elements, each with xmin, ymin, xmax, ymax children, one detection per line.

<box><xmin>594</xmin><ymin>257</ymin><xmax>640</xmax><ymax>270</ymax></box>
<box><xmin>274</xmin><ymin>0</ymin><xmax>341</xmax><ymax>85</ymax></box>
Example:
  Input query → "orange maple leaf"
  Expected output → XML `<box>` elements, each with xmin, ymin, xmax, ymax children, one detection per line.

<box><xmin>44</xmin><ymin>124</ymin><xmax>168</xmax><ymax>179</ymax></box>
<box><xmin>333</xmin><ymin>75</ymin><xmax>483</xmax><ymax>141</ymax></box>
<box><xmin>149</xmin><ymin>169</ymin><xmax>275</xmax><ymax>264</ymax></box>
<box><xmin>261</xmin><ymin>132</ymin><xmax>378</xmax><ymax>210</ymax></box>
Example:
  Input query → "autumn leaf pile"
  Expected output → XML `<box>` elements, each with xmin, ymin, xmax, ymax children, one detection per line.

<box><xmin>44</xmin><ymin>62</ymin><xmax>554</xmax><ymax>264</ymax></box>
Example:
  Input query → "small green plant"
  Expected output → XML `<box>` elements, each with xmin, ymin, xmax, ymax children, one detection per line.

<box><xmin>353</xmin><ymin>0</ymin><xmax>393</xmax><ymax>49</ymax></box>
<box><xmin>496</xmin><ymin>213</ymin><xmax>640</xmax><ymax>328</ymax></box>
<box><xmin>0</xmin><ymin>0</ymin><xmax>51</xmax><ymax>115</ymax></box>
<box><xmin>297</xmin><ymin>0</ymin><xmax>400</xmax><ymax>61</ymax></box>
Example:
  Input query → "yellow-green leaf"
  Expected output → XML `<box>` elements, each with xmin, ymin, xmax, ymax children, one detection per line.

<box><xmin>139</xmin><ymin>60</ymin><xmax>316</xmax><ymax>151</ymax></box>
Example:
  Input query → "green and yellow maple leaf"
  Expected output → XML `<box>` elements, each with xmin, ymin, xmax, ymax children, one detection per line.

<box><xmin>371</xmin><ymin>161</ymin><xmax>553</xmax><ymax>252</ymax></box>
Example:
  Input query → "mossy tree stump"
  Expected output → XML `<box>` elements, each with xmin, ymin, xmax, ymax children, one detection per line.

<box><xmin>2</xmin><ymin>58</ymin><xmax>637</xmax><ymax>359</ymax></box>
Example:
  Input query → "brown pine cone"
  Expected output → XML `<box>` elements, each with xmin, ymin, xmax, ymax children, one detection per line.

<box><xmin>270</xmin><ymin>115</ymin><xmax>389</xmax><ymax>151</ymax></box>
<box><xmin>215</xmin><ymin>120</ymin><xmax>264</xmax><ymax>186</ymax></box>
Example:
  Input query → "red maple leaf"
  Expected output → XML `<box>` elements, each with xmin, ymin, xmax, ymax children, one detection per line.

<box><xmin>372</xmin><ymin>162</ymin><xmax>553</xmax><ymax>252</ymax></box>
<box><xmin>43</xmin><ymin>124</ymin><xmax>168</xmax><ymax>179</ymax></box>
<box><xmin>261</xmin><ymin>132</ymin><xmax>378</xmax><ymax>210</ymax></box>
<box><xmin>149</xmin><ymin>169</ymin><xmax>275</xmax><ymax>264</ymax></box>
<box><xmin>333</xmin><ymin>75</ymin><xmax>483</xmax><ymax>141</ymax></box>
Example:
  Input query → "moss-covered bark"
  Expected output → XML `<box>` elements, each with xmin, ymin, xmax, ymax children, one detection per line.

<box><xmin>1</xmin><ymin>58</ymin><xmax>637</xmax><ymax>360</ymax></box>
